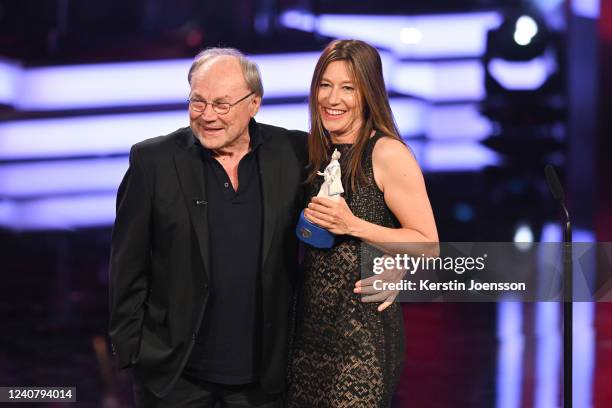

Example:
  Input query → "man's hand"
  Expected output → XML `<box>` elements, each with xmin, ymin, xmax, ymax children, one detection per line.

<box><xmin>354</xmin><ymin>259</ymin><xmax>406</xmax><ymax>312</ymax></box>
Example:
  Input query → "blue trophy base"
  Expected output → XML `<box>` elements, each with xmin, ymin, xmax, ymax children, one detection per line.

<box><xmin>296</xmin><ymin>210</ymin><xmax>335</xmax><ymax>249</ymax></box>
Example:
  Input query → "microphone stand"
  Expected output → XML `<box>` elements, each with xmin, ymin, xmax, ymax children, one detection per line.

<box><xmin>562</xmin><ymin>200</ymin><xmax>572</xmax><ymax>408</ymax></box>
<box><xmin>545</xmin><ymin>164</ymin><xmax>572</xmax><ymax>407</ymax></box>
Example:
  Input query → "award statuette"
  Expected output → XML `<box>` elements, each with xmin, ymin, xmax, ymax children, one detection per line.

<box><xmin>296</xmin><ymin>149</ymin><xmax>344</xmax><ymax>248</ymax></box>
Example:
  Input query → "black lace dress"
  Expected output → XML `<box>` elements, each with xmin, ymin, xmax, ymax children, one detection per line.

<box><xmin>287</xmin><ymin>134</ymin><xmax>405</xmax><ymax>408</ymax></box>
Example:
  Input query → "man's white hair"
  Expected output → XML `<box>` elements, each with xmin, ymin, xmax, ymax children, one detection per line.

<box><xmin>187</xmin><ymin>47</ymin><xmax>263</xmax><ymax>97</ymax></box>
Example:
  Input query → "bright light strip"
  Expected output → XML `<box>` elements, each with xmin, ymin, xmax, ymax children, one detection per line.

<box><xmin>0</xmin><ymin>100</ymin><xmax>492</xmax><ymax>160</ymax></box>
<box><xmin>534</xmin><ymin>302</ymin><xmax>561</xmax><ymax>408</ymax></box>
<box><xmin>495</xmin><ymin>302</ymin><xmax>524</xmax><ymax>408</ymax></box>
<box><xmin>19</xmin><ymin>60</ymin><xmax>191</xmax><ymax>110</ymax></box>
<box><xmin>391</xmin><ymin>60</ymin><xmax>485</xmax><ymax>101</ymax></box>
<box><xmin>279</xmin><ymin>10</ymin><xmax>317</xmax><ymax>32</ymax></box>
<box><xmin>568</xmin><ymin>228</ymin><xmax>595</xmax><ymax>407</ymax></box>
<box><xmin>0</xmin><ymin>141</ymin><xmax>499</xmax><ymax>230</ymax></box>
<box><xmin>258</xmin><ymin>51</ymin><xmax>395</xmax><ymax>96</ymax></box>
<box><xmin>571</xmin><ymin>0</ymin><xmax>600</xmax><ymax>19</ymax></box>
<box><xmin>257</xmin><ymin>103</ymin><xmax>309</xmax><ymax>131</ymax></box>
<box><xmin>0</xmin><ymin>157</ymin><xmax>128</xmax><ymax>198</ymax></box>
<box><xmin>261</xmin><ymin>99</ymin><xmax>427</xmax><ymax>137</ymax></box>
<box><xmin>534</xmin><ymin>0</ymin><xmax>564</xmax><ymax>13</ymax></box>
<box><xmin>488</xmin><ymin>54</ymin><xmax>555</xmax><ymax>91</ymax></box>
<box><xmin>514</xmin><ymin>223</ymin><xmax>535</xmax><ymax>243</ymax></box>
<box><xmin>426</xmin><ymin>104</ymin><xmax>492</xmax><ymax>140</ymax></box>
<box><xmin>258</xmin><ymin>97</ymin><xmax>423</xmax><ymax>135</ymax></box>
<box><xmin>573</xmin><ymin>301</ymin><xmax>595</xmax><ymax>408</ymax></box>
<box><xmin>0</xmin><ymin>142</ymin><xmax>499</xmax><ymax>231</ymax></box>
<box><xmin>0</xmin><ymin>105</ymin><xmax>307</xmax><ymax>160</ymax></box>
<box><xmin>2</xmin><ymin>51</ymin><xmax>481</xmax><ymax>110</ymax></box>
<box><xmin>0</xmin><ymin>194</ymin><xmax>117</xmax><ymax>230</ymax></box>
<box><xmin>399</xmin><ymin>27</ymin><xmax>423</xmax><ymax>45</ymax></box>
<box><xmin>418</xmin><ymin>141</ymin><xmax>500</xmax><ymax>171</ymax></box>
<box><xmin>0</xmin><ymin>59</ymin><xmax>21</xmax><ymax>106</ymax></box>
<box><xmin>390</xmin><ymin>99</ymin><xmax>427</xmax><ymax>136</ymax></box>
<box><xmin>255</xmin><ymin>53</ymin><xmax>319</xmax><ymax>97</ymax></box>
<box><xmin>0</xmin><ymin>140</ymin><xmax>499</xmax><ymax>230</ymax></box>
<box><xmin>0</xmin><ymin>111</ymin><xmax>188</xmax><ymax>160</ymax></box>
<box><xmin>9</xmin><ymin>53</ymin><xmax>323</xmax><ymax>110</ymax></box>
<box><xmin>281</xmin><ymin>11</ymin><xmax>502</xmax><ymax>58</ymax></box>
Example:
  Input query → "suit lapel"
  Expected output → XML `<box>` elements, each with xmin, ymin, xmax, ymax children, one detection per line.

<box><xmin>174</xmin><ymin>141</ymin><xmax>211</xmax><ymax>279</ymax></box>
<box><xmin>258</xmin><ymin>135</ymin><xmax>282</xmax><ymax>268</ymax></box>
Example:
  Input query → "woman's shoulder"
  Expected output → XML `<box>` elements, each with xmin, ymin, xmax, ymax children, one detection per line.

<box><xmin>371</xmin><ymin>134</ymin><xmax>414</xmax><ymax>165</ymax></box>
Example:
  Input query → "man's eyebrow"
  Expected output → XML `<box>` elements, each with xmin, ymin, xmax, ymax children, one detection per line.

<box><xmin>212</xmin><ymin>95</ymin><xmax>232</xmax><ymax>103</ymax></box>
<box><xmin>189</xmin><ymin>93</ymin><xmax>232</xmax><ymax>102</ymax></box>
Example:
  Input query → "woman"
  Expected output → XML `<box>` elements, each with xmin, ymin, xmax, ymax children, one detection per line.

<box><xmin>287</xmin><ymin>40</ymin><xmax>439</xmax><ymax>407</ymax></box>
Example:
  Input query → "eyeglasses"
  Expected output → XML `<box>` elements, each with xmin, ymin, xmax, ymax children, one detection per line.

<box><xmin>188</xmin><ymin>92</ymin><xmax>254</xmax><ymax>115</ymax></box>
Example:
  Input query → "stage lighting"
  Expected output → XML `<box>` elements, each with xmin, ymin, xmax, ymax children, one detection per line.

<box><xmin>400</xmin><ymin>27</ymin><xmax>422</xmax><ymax>45</ymax></box>
<box><xmin>478</xmin><ymin>9</ymin><xmax>566</xmax><ymax>243</ymax></box>
<box><xmin>513</xmin><ymin>15</ymin><xmax>539</xmax><ymax>46</ymax></box>
<box><xmin>513</xmin><ymin>223</ymin><xmax>535</xmax><ymax>250</ymax></box>
<box><xmin>486</xmin><ymin>12</ymin><xmax>549</xmax><ymax>63</ymax></box>
<box><xmin>482</xmin><ymin>10</ymin><xmax>563</xmax><ymax>101</ymax></box>
<box><xmin>487</xmin><ymin>51</ymin><xmax>557</xmax><ymax>91</ymax></box>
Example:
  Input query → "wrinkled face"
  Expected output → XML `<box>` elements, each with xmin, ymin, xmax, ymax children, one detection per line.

<box><xmin>189</xmin><ymin>56</ymin><xmax>260</xmax><ymax>151</ymax></box>
<box><xmin>317</xmin><ymin>60</ymin><xmax>363</xmax><ymax>143</ymax></box>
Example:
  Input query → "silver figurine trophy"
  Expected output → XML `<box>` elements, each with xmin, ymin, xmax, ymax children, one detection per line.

<box><xmin>296</xmin><ymin>149</ymin><xmax>343</xmax><ymax>248</ymax></box>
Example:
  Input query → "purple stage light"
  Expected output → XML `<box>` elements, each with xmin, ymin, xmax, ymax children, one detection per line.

<box><xmin>281</xmin><ymin>11</ymin><xmax>502</xmax><ymax>58</ymax></box>
<box><xmin>571</xmin><ymin>0</ymin><xmax>600</xmax><ymax>19</ymax></box>
<box><xmin>19</xmin><ymin>60</ymin><xmax>191</xmax><ymax>110</ymax></box>
<box><xmin>255</xmin><ymin>53</ymin><xmax>319</xmax><ymax>97</ymax></box>
<box><xmin>391</xmin><ymin>60</ymin><xmax>486</xmax><ymax>101</ymax></box>
<box><xmin>0</xmin><ymin>111</ymin><xmax>188</xmax><ymax>160</ymax></box>
<box><xmin>4</xmin><ymin>54</ymin><xmax>324</xmax><ymax>110</ymax></box>
<box><xmin>0</xmin><ymin>101</ymin><xmax>493</xmax><ymax>160</ymax></box>
<box><xmin>427</xmin><ymin>104</ymin><xmax>492</xmax><ymax>141</ymax></box>
<box><xmin>534</xmin><ymin>302</ymin><xmax>562</xmax><ymax>408</ymax></box>
<box><xmin>496</xmin><ymin>302</ymin><xmax>525</xmax><ymax>408</ymax></box>
<box><xmin>419</xmin><ymin>141</ymin><xmax>500</xmax><ymax>171</ymax></box>
<box><xmin>1</xmin><ymin>53</ymin><xmax>512</xmax><ymax>110</ymax></box>
<box><xmin>0</xmin><ymin>138</ymin><xmax>499</xmax><ymax>230</ymax></box>
<box><xmin>0</xmin><ymin>59</ymin><xmax>21</xmax><ymax>106</ymax></box>
<box><xmin>488</xmin><ymin>53</ymin><xmax>557</xmax><ymax>91</ymax></box>
<box><xmin>0</xmin><ymin>193</ymin><xmax>117</xmax><ymax>230</ymax></box>
<box><xmin>0</xmin><ymin>157</ymin><xmax>128</xmax><ymax>198</ymax></box>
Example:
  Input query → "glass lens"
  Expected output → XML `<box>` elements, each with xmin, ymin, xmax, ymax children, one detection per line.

<box><xmin>214</xmin><ymin>103</ymin><xmax>230</xmax><ymax>114</ymax></box>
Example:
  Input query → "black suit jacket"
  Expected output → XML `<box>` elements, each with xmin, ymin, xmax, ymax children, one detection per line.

<box><xmin>109</xmin><ymin>120</ymin><xmax>307</xmax><ymax>397</ymax></box>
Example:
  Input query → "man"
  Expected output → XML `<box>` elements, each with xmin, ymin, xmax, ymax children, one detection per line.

<box><xmin>109</xmin><ymin>48</ymin><xmax>307</xmax><ymax>407</ymax></box>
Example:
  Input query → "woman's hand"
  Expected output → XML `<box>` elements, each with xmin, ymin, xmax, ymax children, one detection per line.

<box><xmin>303</xmin><ymin>196</ymin><xmax>360</xmax><ymax>236</ymax></box>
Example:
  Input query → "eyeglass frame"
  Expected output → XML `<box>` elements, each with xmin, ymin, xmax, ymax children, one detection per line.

<box><xmin>188</xmin><ymin>91</ymin><xmax>255</xmax><ymax>115</ymax></box>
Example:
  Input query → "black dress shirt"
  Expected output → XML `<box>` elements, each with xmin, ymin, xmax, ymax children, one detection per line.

<box><xmin>184</xmin><ymin>125</ymin><xmax>263</xmax><ymax>384</ymax></box>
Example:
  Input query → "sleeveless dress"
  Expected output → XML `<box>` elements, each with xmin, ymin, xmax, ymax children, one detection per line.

<box><xmin>287</xmin><ymin>134</ymin><xmax>405</xmax><ymax>408</ymax></box>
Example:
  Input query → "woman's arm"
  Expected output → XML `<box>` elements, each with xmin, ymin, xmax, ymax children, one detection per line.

<box><xmin>303</xmin><ymin>137</ymin><xmax>439</xmax><ymax>311</ymax></box>
<box><xmin>305</xmin><ymin>137</ymin><xmax>438</xmax><ymax>250</ymax></box>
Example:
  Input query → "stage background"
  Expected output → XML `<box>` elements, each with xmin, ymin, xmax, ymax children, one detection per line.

<box><xmin>1</xmin><ymin>0</ymin><xmax>611</xmax><ymax>406</ymax></box>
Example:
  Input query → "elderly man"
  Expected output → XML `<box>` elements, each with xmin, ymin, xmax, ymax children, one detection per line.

<box><xmin>109</xmin><ymin>48</ymin><xmax>306</xmax><ymax>407</ymax></box>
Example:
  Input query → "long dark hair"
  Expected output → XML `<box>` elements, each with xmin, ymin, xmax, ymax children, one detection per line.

<box><xmin>307</xmin><ymin>39</ymin><xmax>402</xmax><ymax>192</ymax></box>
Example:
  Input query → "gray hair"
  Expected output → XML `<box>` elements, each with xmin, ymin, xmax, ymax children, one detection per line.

<box><xmin>187</xmin><ymin>47</ymin><xmax>264</xmax><ymax>97</ymax></box>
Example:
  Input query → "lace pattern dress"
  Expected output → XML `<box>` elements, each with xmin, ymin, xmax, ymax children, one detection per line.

<box><xmin>287</xmin><ymin>134</ymin><xmax>405</xmax><ymax>408</ymax></box>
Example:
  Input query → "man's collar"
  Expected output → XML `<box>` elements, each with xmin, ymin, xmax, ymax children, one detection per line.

<box><xmin>247</xmin><ymin>118</ymin><xmax>263</xmax><ymax>150</ymax></box>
